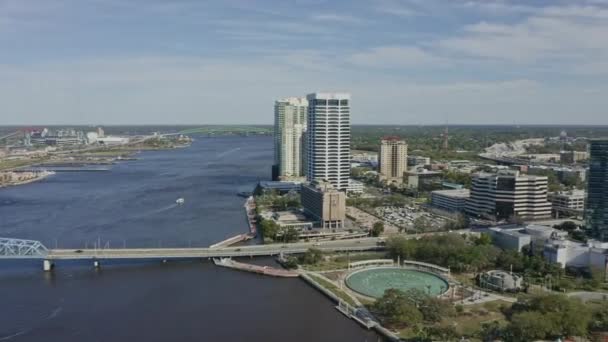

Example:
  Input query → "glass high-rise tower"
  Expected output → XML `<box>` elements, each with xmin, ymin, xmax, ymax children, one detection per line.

<box><xmin>586</xmin><ymin>139</ymin><xmax>608</xmax><ymax>241</ymax></box>
<box><xmin>305</xmin><ymin>93</ymin><xmax>351</xmax><ymax>191</ymax></box>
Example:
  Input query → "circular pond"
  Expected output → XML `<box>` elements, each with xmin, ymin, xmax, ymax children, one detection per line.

<box><xmin>345</xmin><ymin>267</ymin><xmax>449</xmax><ymax>299</ymax></box>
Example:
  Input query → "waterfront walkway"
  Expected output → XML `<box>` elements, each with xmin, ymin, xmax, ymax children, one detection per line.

<box><xmin>213</xmin><ymin>258</ymin><xmax>299</xmax><ymax>277</ymax></box>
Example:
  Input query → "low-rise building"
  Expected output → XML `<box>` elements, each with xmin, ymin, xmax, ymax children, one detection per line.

<box><xmin>405</xmin><ymin>169</ymin><xmax>442</xmax><ymax>191</ymax></box>
<box><xmin>347</xmin><ymin>179</ymin><xmax>364</xmax><ymax>194</ymax></box>
<box><xmin>271</xmin><ymin>211</ymin><xmax>314</xmax><ymax>231</ymax></box>
<box><xmin>489</xmin><ymin>224</ymin><xmax>568</xmax><ymax>251</ymax></box>
<box><xmin>560</xmin><ymin>150</ymin><xmax>588</xmax><ymax>164</ymax></box>
<box><xmin>478</xmin><ymin>270</ymin><xmax>523</xmax><ymax>292</ymax></box>
<box><xmin>544</xmin><ymin>238</ymin><xmax>608</xmax><ymax>269</ymax></box>
<box><xmin>301</xmin><ymin>180</ymin><xmax>346</xmax><ymax>229</ymax></box>
<box><xmin>430</xmin><ymin>189</ymin><xmax>470</xmax><ymax>212</ymax></box>
<box><xmin>549</xmin><ymin>190</ymin><xmax>585</xmax><ymax>215</ymax></box>
<box><xmin>97</xmin><ymin>136</ymin><xmax>130</xmax><ymax>146</ymax></box>
<box><xmin>255</xmin><ymin>181</ymin><xmax>302</xmax><ymax>195</ymax></box>
<box><xmin>407</xmin><ymin>155</ymin><xmax>430</xmax><ymax>167</ymax></box>
<box><xmin>489</xmin><ymin>227</ymin><xmax>532</xmax><ymax>251</ymax></box>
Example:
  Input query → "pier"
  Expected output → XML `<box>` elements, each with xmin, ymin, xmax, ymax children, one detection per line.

<box><xmin>213</xmin><ymin>258</ymin><xmax>299</xmax><ymax>277</ymax></box>
<box><xmin>209</xmin><ymin>233</ymin><xmax>254</xmax><ymax>249</ymax></box>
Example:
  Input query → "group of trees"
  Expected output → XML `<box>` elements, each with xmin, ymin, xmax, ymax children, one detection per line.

<box><xmin>374</xmin><ymin>289</ymin><xmax>608</xmax><ymax>341</ymax></box>
<box><xmin>259</xmin><ymin>219</ymin><xmax>299</xmax><ymax>243</ymax></box>
<box><xmin>480</xmin><ymin>294</ymin><xmax>608</xmax><ymax>341</ymax></box>
<box><xmin>255</xmin><ymin>191</ymin><xmax>300</xmax><ymax>211</ymax></box>
<box><xmin>372</xmin><ymin>288</ymin><xmax>464</xmax><ymax>341</ymax></box>
<box><xmin>386</xmin><ymin>233</ymin><xmax>502</xmax><ymax>273</ymax></box>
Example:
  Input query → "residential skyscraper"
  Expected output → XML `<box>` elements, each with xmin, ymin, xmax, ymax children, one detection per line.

<box><xmin>379</xmin><ymin>137</ymin><xmax>408</xmax><ymax>185</ymax></box>
<box><xmin>586</xmin><ymin>139</ymin><xmax>608</xmax><ymax>241</ymax></box>
<box><xmin>273</xmin><ymin>97</ymin><xmax>308</xmax><ymax>180</ymax></box>
<box><xmin>466</xmin><ymin>170</ymin><xmax>552</xmax><ymax>221</ymax></box>
<box><xmin>305</xmin><ymin>93</ymin><xmax>350</xmax><ymax>191</ymax></box>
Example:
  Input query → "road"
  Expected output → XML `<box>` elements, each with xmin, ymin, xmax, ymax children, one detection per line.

<box><xmin>46</xmin><ymin>237</ymin><xmax>384</xmax><ymax>260</ymax></box>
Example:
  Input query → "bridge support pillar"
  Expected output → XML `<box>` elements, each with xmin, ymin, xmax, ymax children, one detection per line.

<box><xmin>93</xmin><ymin>260</ymin><xmax>101</xmax><ymax>269</ymax></box>
<box><xmin>43</xmin><ymin>259</ymin><xmax>54</xmax><ymax>272</ymax></box>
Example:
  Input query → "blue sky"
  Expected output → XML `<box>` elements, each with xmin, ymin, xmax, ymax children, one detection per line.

<box><xmin>1</xmin><ymin>0</ymin><xmax>607</xmax><ymax>125</ymax></box>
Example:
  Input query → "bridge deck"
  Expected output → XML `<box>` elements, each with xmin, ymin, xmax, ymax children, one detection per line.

<box><xmin>43</xmin><ymin>239</ymin><xmax>382</xmax><ymax>260</ymax></box>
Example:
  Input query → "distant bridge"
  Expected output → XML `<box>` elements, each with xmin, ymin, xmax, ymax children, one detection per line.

<box><xmin>0</xmin><ymin>237</ymin><xmax>383</xmax><ymax>271</ymax></box>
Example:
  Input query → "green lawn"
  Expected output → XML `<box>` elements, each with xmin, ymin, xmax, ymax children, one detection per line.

<box><xmin>308</xmin><ymin>274</ymin><xmax>357</xmax><ymax>307</ymax></box>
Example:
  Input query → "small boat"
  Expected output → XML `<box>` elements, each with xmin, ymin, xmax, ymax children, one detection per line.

<box><xmin>176</xmin><ymin>198</ymin><xmax>185</xmax><ymax>205</ymax></box>
<box><xmin>237</xmin><ymin>191</ymin><xmax>252</xmax><ymax>198</ymax></box>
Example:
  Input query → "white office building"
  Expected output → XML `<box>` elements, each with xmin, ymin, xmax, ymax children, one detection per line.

<box><xmin>273</xmin><ymin>97</ymin><xmax>308</xmax><ymax>180</ymax></box>
<box><xmin>466</xmin><ymin>170</ymin><xmax>552</xmax><ymax>221</ymax></box>
<box><xmin>305</xmin><ymin>93</ymin><xmax>351</xmax><ymax>191</ymax></box>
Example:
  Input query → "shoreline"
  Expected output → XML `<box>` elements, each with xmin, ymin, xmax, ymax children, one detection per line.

<box><xmin>0</xmin><ymin>171</ymin><xmax>55</xmax><ymax>188</ymax></box>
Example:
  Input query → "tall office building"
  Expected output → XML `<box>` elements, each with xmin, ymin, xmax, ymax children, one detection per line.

<box><xmin>379</xmin><ymin>137</ymin><xmax>408</xmax><ymax>184</ymax></box>
<box><xmin>305</xmin><ymin>93</ymin><xmax>351</xmax><ymax>191</ymax></box>
<box><xmin>586</xmin><ymin>139</ymin><xmax>608</xmax><ymax>241</ymax></box>
<box><xmin>273</xmin><ymin>97</ymin><xmax>308</xmax><ymax>180</ymax></box>
<box><xmin>466</xmin><ymin>170</ymin><xmax>552</xmax><ymax>221</ymax></box>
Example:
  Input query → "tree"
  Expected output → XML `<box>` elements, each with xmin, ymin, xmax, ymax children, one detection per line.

<box><xmin>373</xmin><ymin>289</ymin><xmax>423</xmax><ymax>326</ymax></box>
<box><xmin>478</xmin><ymin>321</ymin><xmax>503</xmax><ymax>342</ymax></box>
<box><xmin>260</xmin><ymin>219</ymin><xmax>279</xmax><ymax>240</ymax></box>
<box><xmin>507</xmin><ymin>311</ymin><xmax>554</xmax><ymax>341</ymax></box>
<box><xmin>590</xmin><ymin>304</ymin><xmax>608</xmax><ymax>332</ymax></box>
<box><xmin>426</xmin><ymin>325</ymin><xmax>459</xmax><ymax>341</ymax></box>
<box><xmin>413</xmin><ymin>216</ymin><xmax>430</xmax><ymax>232</ymax></box>
<box><xmin>475</xmin><ymin>232</ymin><xmax>492</xmax><ymax>246</ymax></box>
<box><xmin>418</xmin><ymin>297</ymin><xmax>455</xmax><ymax>323</ymax></box>
<box><xmin>371</xmin><ymin>221</ymin><xmax>385</xmax><ymax>237</ymax></box>
<box><xmin>554</xmin><ymin>221</ymin><xmax>578</xmax><ymax>232</ymax></box>
<box><xmin>300</xmin><ymin>248</ymin><xmax>323</xmax><ymax>265</ymax></box>
<box><xmin>507</xmin><ymin>294</ymin><xmax>592</xmax><ymax>339</ymax></box>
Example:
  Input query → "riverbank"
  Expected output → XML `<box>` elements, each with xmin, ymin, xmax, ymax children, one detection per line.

<box><xmin>0</xmin><ymin>170</ymin><xmax>55</xmax><ymax>188</ymax></box>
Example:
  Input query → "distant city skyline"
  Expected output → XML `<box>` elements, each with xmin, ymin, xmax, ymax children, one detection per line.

<box><xmin>2</xmin><ymin>0</ymin><xmax>608</xmax><ymax>125</ymax></box>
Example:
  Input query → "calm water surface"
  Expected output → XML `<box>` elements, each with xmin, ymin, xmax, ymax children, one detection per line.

<box><xmin>0</xmin><ymin>136</ymin><xmax>383</xmax><ymax>342</ymax></box>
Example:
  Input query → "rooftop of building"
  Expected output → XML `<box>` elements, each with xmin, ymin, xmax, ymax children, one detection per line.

<box><xmin>474</xmin><ymin>170</ymin><xmax>548</xmax><ymax>180</ymax></box>
<box><xmin>381</xmin><ymin>136</ymin><xmax>407</xmax><ymax>143</ymax></box>
<box><xmin>273</xmin><ymin>210</ymin><xmax>309</xmax><ymax>223</ymax></box>
<box><xmin>306</xmin><ymin>179</ymin><xmax>340</xmax><ymax>192</ymax></box>
<box><xmin>431</xmin><ymin>188</ymin><xmax>470</xmax><ymax>198</ymax></box>
<box><xmin>306</xmin><ymin>92</ymin><xmax>351</xmax><ymax>100</ymax></box>
<box><xmin>489</xmin><ymin>226</ymin><xmax>530</xmax><ymax>238</ymax></box>
<box><xmin>550</xmin><ymin>189</ymin><xmax>586</xmax><ymax>197</ymax></box>
<box><xmin>258</xmin><ymin>181</ymin><xmax>302</xmax><ymax>190</ymax></box>
<box><xmin>275</xmin><ymin>97</ymin><xmax>308</xmax><ymax>105</ymax></box>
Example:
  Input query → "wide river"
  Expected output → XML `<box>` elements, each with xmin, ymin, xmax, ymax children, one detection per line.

<box><xmin>0</xmin><ymin>136</ymin><xmax>383</xmax><ymax>342</ymax></box>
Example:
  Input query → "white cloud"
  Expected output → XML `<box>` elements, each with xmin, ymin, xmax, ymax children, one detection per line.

<box><xmin>437</xmin><ymin>4</ymin><xmax>608</xmax><ymax>71</ymax></box>
<box><xmin>348</xmin><ymin>46</ymin><xmax>447</xmax><ymax>68</ymax></box>
<box><xmin>310</xmin><ymin>14</ymin><xmax>364</xmax><ymax>23</ymax></box>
